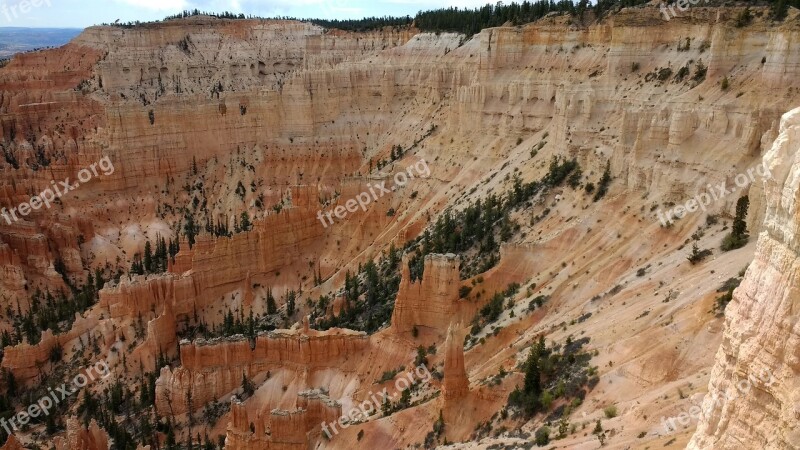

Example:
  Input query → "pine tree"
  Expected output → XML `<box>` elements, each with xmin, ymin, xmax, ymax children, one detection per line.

<box><xmin>285</xmin><ymin>290</ymin><xmax>296</xmax><ymax>317</ymax></box>
<box><xmin>773</xmin><ymin>0</ymin><xmax>789</xmax><ymax>21</ymax></box>
<box><xmin>241</xmin><ymin>373</ymin><xmax>255</xmax><ymax>398</ymax></box>
<box><xmin>240</xmin><ymin>211</ymin><xmax>252</xmax><ymax>231</ymax></box>
<box><xmin>722</xmin><ymin>195</ymin><xmax>750</xmax><ymax>251</ymax></box>
<box><xmin>266</xmin><ymin>288</ymin><xmax>277</xmax><ymax>315</ymax></box>
<box><xmin>184</xmin><ymin>212</ymin><xmax>198</xmax><ymax>248</ymax></box>
<box><xmin>687</xmin><ymin>243</ymin><xmax>708</xmax><ymax>265</ymax></box>
<box><xmin>732</xmin><ymin>195</ymin><xmax>750</xmax><ymax>238</ymax></box>
<box><xmin>143</xmin><ymin>240</ymin><xmax>153</xmax><ymax>273</ymax></box>
<box><xmin>593</xmin><ymin>161</ymin><xmax>612</xmax><ymax>202</ymax></box>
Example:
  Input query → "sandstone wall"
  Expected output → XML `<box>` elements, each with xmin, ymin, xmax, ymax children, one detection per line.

<box><xmin>1</xmin><ymin>313</ymin><xmax>103</xmax><ymax>384</ymax></box>
<box><xmin>53</xmin><ymin>419</ymin><xmax>110</xmax><ymax>450</ymax></box>
<box><xmin>688</xmin><ymin>107</ymin><xmax>800</xmax><ymax>449</ymax></box>
<box><xmin>155</xmin><ymin>328</ymin><xmax>367</xmax><ymax>415</ymax></box>
<box><xmin>391</xmin><ymin>253</ymin><xmax>462</xmax><ymax>334</ymax></box>
<box><xmin>129</xmin><ymin>303</ymin><xmax>179</xmax><ymax>373</ymax></box>
<box><xmin>225</xmin><ymin>390</ymin><xmax>340</xmax><ymax>450</ymax></box>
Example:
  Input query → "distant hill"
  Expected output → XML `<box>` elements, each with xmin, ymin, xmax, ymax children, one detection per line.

<box><xmin>0</xmin><ymin>27</ymin><xmax>81</xmax><ymax>59</ymax></box>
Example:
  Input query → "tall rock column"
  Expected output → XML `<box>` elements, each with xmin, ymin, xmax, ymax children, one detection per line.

<box><xmin>688</xmin><ymin>107</ymin><xmax>800</xmax><ymax>449</ymax></box>
<box><xmin>442</xmin><ymin>322</ymin><xmax>469</xmax><ymax>442</ymax></box>
<box><xmin>443</xmin><ymin>323</ymin><xmax>468</xmax><ymax>401</ymax></box>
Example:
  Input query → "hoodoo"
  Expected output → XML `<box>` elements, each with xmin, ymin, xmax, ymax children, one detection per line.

<box><xmin>1</xmin><ymin>3</ymin><xmax>800</xmax><ymax>449</ymax></box>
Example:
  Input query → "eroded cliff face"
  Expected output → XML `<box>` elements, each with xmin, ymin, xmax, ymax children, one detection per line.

<box><xmin>155</xmin><ymin>327</ymin><xmax>367</xmax><ymax>415</ymax></box>
<box><xmin>53</xmin><ymin>419</ymin><xmax>110</xmax><ymax>450</ymax></box>
<box><xmin>2</xmin><ymin>5</ymin><xmax>800</xmax><ymax>450</ymax></box>
<box><xmin>391</xmin><ymin>254</ymin><xmax>462</xmax><ymax>334</ymax></box>
<box><xmin>688</xmin><ymin>107</ymin><xmax>800</xmax><ymax>449</ymax></box>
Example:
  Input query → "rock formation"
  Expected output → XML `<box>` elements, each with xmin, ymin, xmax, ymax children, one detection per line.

<box><xmin>1</xmin><ymin>313</ymin><xmax>103</xmax><ymax>384</ymax></box>
<box><xmin>0</xmin><ymin>435</ymin><xmax>23</xmax><ymax>450</ymax></box>
<box><xmin>443</xmin><ymin>323</ymin><xmax>469</xmax><ymax>402</ymax></box>
<box><xmin>129</xmin><ymin>302</ymin><xmax>179</xmax><ymax>373</ymax></box>
<box><xmin>688</xmin><ymin>107</ymin><xmax>800</xmax><ymax>449</ymax></box>
<box><xmin>53</xmin><ymin>419</ymin><xmax>110</xmax><ymax>450</ymax></box>
<box><xmin>225</xmin><ymin>390</ymin><xmax>341</xmax><ymax>450</ymax></box>
<box><xmin>3</xmin><ymin>5</ymin><xmax>800</xmax><ymax>449</ymax></box>
<box><xmin>156</xmin><ymin>328</ymin><xmax>367</xmax><ymax>415</ymax></box>
<box><xmin>391</xmin><ymin>254</ymin><xmax>462</xmax><ymax>334</ymax></box>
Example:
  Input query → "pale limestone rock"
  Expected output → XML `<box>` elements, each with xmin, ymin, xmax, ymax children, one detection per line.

<box><xmin>688</xmin><ymin>107</ymin><xmax>800</xmax><ymax>450</ymax></box>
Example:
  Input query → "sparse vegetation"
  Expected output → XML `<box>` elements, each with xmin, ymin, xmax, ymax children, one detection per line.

<box><xmin>312</xmin><ymin>244</ymin><xmax>403</xmax><ymax>333</ymax></box>
<box><xmin>593</xmin><ymin>161</ymin><xmax>612</xmax><ymax>202</ymax></box>
<box><xmin>714</xmin><ymin>277</ymin><xmax>742</xmax><ymax>315</ymax></box>
<box><xmin>693</xmin><ymin>61</ymin><xmax>708</xmax><ymax>82</ymax></box>
<box><xmin>467</xmin><ymin>283</ymin><xmax>520</xmax><ymax>341</ymax></box>
<box><xmin>735</xmin><ymin>7</ymin><xmax>753</xmax><ymax>27</ymax></box>
<box><xmin>507</xmin><ymin>336</ymin><xmax>597</xmax><ymax>419</ymax></box>
<box><xmin>688</xmin><ymin>243</ymin><xmax>712</xmax><ymax>265</ymax></box>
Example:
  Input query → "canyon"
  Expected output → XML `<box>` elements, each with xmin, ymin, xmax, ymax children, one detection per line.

<box><xmin>0</xmin><ymin>4</ymin><xmax>799</xmax><ymax>450</ymax></box>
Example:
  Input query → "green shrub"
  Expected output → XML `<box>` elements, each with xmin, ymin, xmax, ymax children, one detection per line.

<box><xmin>693</xmin><ymin>62</ymin><xmax>708</xmax><ymax>82</ymax></box>
<box><xmin>735</xmin><ymin>7</ymin><xmax>753</xmax><ymax>27</ymax></box>
<box><xmin>535</xmin><ymin>426</ymin><xmax>550</xmax><ymax>446</ymax></box>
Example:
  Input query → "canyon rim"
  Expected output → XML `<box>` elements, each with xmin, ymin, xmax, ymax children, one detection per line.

<box><xmin>0</xmin><ymin>1</ymin><xmax>799</xmax><ymax>449</ymax></box>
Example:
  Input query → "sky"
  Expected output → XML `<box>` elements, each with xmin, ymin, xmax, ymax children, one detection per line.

<box><xmin>0</xmin><ymin>0</ymin><xmax>494</xmax><ymax>28</ymax></box>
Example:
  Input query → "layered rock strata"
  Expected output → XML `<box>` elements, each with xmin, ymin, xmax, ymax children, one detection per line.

<box><xmin>155</xmin><ymin>327</ymin><xmax>367</xmax><ymax>415</ymax></box>
<box><xmin>688</xmin><ymin>107</ymin><xmax>800</xmax><ymax>449</ymax></box>
<box><xmin>390</xmin><ymin>254</ymin><xmax>462</xmax><ymax>334</ymax></box>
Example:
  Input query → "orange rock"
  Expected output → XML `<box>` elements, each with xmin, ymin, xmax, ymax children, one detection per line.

<box><xmin>443</xmin><ymin>323</ymin><xmax>469</xmax><ymax>402</ymax></box>
<box><xmin>391</xmin><ymin>254</ymin><xmax>462</xmax><ymax>334</ymax></box>
<box><xmin>53</xmin><ymin>418</ymin><xmax>110</xmax><ymax>450</ymax></box>
<box><xmin>155</xmin><ymin>328</ymin><xmax>367</xmax><ymax>415</ymax></box>
<box><xmin>0</xmin><ymin>435</ymin><xmax>25</xmax><ymax>450</ymax></box>
<box><xmin>225</xmin><ymin>390</ymin><xmax>341</xmax><ymax>450</ymax></box>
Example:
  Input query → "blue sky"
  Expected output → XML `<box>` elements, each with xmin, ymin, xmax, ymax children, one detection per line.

<box><xmin>0</xmin><ymin>0</ymin><xmax>493</xmax><ymax>28</ymax></box>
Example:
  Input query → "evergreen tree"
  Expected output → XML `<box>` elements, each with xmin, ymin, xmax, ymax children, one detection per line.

<box><xmin>722</xmin><ymin>195</ymin><xmax>750</xmax><ymax>251</ymax></box>
<box><xmin>285</xmin><ymin>290</ymin><xmax>296</xmax><ymax>317</ymax></box>
<box><xmin>240</xmin><ymin>211</ymin><xmax>252</xmax><ymax>231</ymax></box>
<box><xmin>732</xmin><ymin>195</ymin><xmax>750</xmax><ymax>238</ymax></box>
<box><xmin>266</xmin><ymin>288</ymin><xmax>277</xmax><ymax>315</ymax></box>
<box><xmin>241</xmin><ymin>373</ymin><xmax>255</xmax><ymax>398</ymax></box>
<box><xmin>773</xmin><ymin>0</ymin><xmax>789</xmax><ymax>20</ymax></box>
<box><xmin>143</xmin><ymin>240</ymin><xmax>154</xmax><ymax>273</ymax></box>
<box><xmin>593</xmin><ymin>160</ymin><xmax>612</xmax><ymax>202</ymax></box>
<box><xmin>184</xmin><ymin>212</ymin><xmax>199</xmax><ymax>248</ymax></box>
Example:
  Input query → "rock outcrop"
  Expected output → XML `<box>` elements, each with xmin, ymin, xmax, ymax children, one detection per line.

<box><xmin>129</xmin><ymin>302</ymin><xmax>179</xmax><ymax>373</ymax></box>
<box><xmin>225</xmin><ymin>390</ymin><xmax>341</xmax><ymax>450</ymax></box>
<box><xmin>391</xmin><ymin>254</ymin><xmax>462</xmax><ymax>334</ymax></box>
<box><xmin>1</xmin><ymin>313</ymin><xmax>104</xmax><ymax>384</ymax></box>
<box><xmin>155</xmin><ymin>327</ymin><xmax>367</xmax><ymax>415</ymax></box>
<box><xmin>688</xmin><ymin>107</ymin><xmax>800</xmax><ymax>449</ymax></box>
<box><xmin>4</xmin><ymin>6</ymin><xmax>800</xmax><ymax>449</ymax></box>
<box><xmin>443</xmin><ymin>323</ymin><xmax>469</xmax><ymax>402</ymax></box>
<box><xmin>0</xmin><ymin>435</ymin><xmax>24</xmax><ymax>450</ymax></box>
<box><xmin>53</xmin><ymin>418</ymin><xmax>110</xmax><ymax>450</ymax></box>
